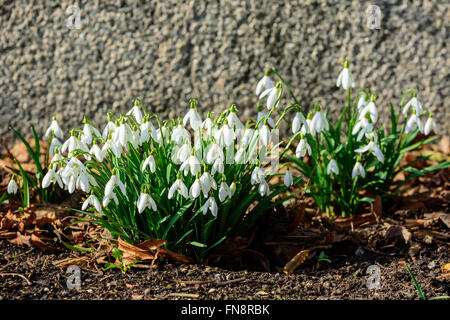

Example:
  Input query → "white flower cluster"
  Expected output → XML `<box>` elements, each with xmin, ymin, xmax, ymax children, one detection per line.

<box><xmin>42</xmin><ymin>98</ymin><xmax>283</xmax><ymax>218</ymax></box>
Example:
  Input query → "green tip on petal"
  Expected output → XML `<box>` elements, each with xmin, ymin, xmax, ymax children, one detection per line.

<box><xmin>343</xmin><ymin>59</ymin><xmax>349</xmax><ymax>68</ymax></box>
<box><xmin>264</xmin><ymin>69</ymin><xmax>271</xmax><ymax>76</ymax></box>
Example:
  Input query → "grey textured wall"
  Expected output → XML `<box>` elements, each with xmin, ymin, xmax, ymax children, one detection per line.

<box><xmin>0</xmin><ymin>0</ymin><xmax>449</xmax><ymax>144</ymax></box>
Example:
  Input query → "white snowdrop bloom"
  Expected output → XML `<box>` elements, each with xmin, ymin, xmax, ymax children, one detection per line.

<box><xmin>176</xmin><ymin>143</ymin><xmax>191</xmax><ymax>163</ymax></box>
<box><xmin>50</xmin><ymin>152</ymin><xmax>64</xmax><ymax>170</ymax></box>
<box><xmin>102</xmin><ymin>140</ymin><xmax>122</xmax><ymax>158</ymax></box>
<box><xmin>102</xmin><ymin>121</ymin><xmax>116</xmax><ymax>140</ymax></box>
<box><xmin>7</xmin><ymin>178</ymin><xmax>18</xmax><ymax>194</ymax></box>
<box><xmin>258</xmin><ymin>181</ymin><xmax>270</xmax><ymax>197</ymax></box>
<box><xmin>311</xmin><ymin>111</ymin><xmax>327</xmax><ymax>135</ymax></box>
<box><xmin>49</xmin><ymin>138</ymin><xmax>62</xmax><ymax>156</ymax></box>
<box><xmin>336</xmin><ymin>60</ymin><xmax>355</xmax><ymax>90</ymax></box>
<box><xmin>259</xmin><ymin>86</ymin><xmax>281</xmax><ymax>110</ymax></box>
<box><xmin>327</xmin><ymin>159</ymin><xmax>339</xmax><ymax>175</ymax></box>
<box><xmin>137</xmin><ymin>193</ymin><xmax>157</xmax><ymax>213</ymax></box>
<box><xmin>171</xmin><ymin>124</ymin><xmax>190</xmax><ymax>145</ymax></box>
<box><xmin>127</xmin><ymin>105</ymin><xmax>143</xmax><ymax>124</ymax></box>
<box><xmin>235</xmin><ymin>147</ymin><xmax>246</xmax><ymax>164</ymax></box>
<box><xmin>352</xmin><ymin>118</ymin><xmax>369</xmax><ymax>136</ymax></box>
<box><xmin>203</xmin><ymin>196</ymin><xmax>218</xmax><ymax>217</ymax></box>
<box><xmin>77</xmin><ymin>172</ymin><xmax>97</xmax><ymax>193</ymax></box>
<box><xmin>220</xmin><ymin>123</ymin><xmax>236</xmax><ymax>147</ymax></box>
<box><xmin>359</xmin><ymin>101</ymin><xmax>378</xmax><ymax>124</ymax></box>
<box><xmin>295</xmin><ymin>137</ymin><xmax>312</xmax><ymax>158</ymax></box>
<box><xmin>142</xmin><ymin>155</ymin><xmax>156</xmax><ymax>173</ymax></box>
<box><xmin>82</xmin><ymin>194</ymin><xmax>102</xmax><ymax>213</ymax></box>
<box><xmin>155</xmin><ymin>126</ymin><xmax>169</xmax><ymax>144</ymax></box>
<box><xmin>257</xmin><ymin>111</ymin><xmax>275</xmax><ymax>129</ymax></box>
<box><xmin>405</xmin><ymin>113</ymin><xmax>424</xmax><ymax>134</ymax></box>
<box><xmin>202</xmin><ymin>116</ymin><xmax>214</xmax><ymax>136</ymax></box>
<box><xmin>44</xmin><ymin>118</ymin><xmax>63</xmax><ymax>140</ymax></box>
<box><xmin>206</xmin><ymin>142</ymin><xmax>224</xmax><ymax>164</ymax></box>
<box><xmin>117</xmin><ymin>122</ymin><xmax>133</xmax><ymax>149</ymax></box>
<box><xmin>189</xmin><ymin>179</ymin><xmax>201</xmax><ymax>199</ymax></box>
<box><xmin>105</xmin><ymin>174</ymin><xmax>126</xmax><ymax>198</ymax></box>
<box><xmin>292</xmin><ymin>112</ymin><xmax>307</xmax><ymax>134</ymax></box>
<box><xmin>183</xmin><ymin>108</ymin><xmax>202</xmax><ymax>131</ymax></box>
<box><xmin>240</xmin><ymin>128</ymin><xmax>255</xmax><ymax>148</ymax></box>
<box><xmin>61</xmin><ymin>135</ymin><xmax>81</xmax><ymax>155</ymax></box>
<box><xmin>180</xmin><ymin>154</ymin><xmax>201</xmax><ymax>176</ymax></box>
<box><xmin>140</xmin><ymin>120</ymin><xmax>155</xmax><ymax>144</ymax></box>
<box><xmin>42</xmin><ymin>169</ymin><xmax>63</xmax><ymax>189</ymax></box>
<box><xmin>103</xmin><ymin>193</ymin><xmax>119</xmax><ymax>207</ymax></box>
<box><xmin>355</xmin><ymin>141</ymin><xmax>384</xmax><ymax>163</ymax></box>
<box><xmin>357</xmin><ymin>95</ymin><xmax>369</xmax><ymax>113</ymax></box>
<box><xmin>129</xmin><ymin>130</ymin><xmax>140</xmax><ymax>148</ymax></box>
<box><xmin>219</xmin><ymin>181</ymin><xmax>232</xmax><ymax>202</ymax></box>
<box><xmin>251</xmin><ymin>167</ymin><xmax>265</xmax><ymax>185</ymax></box>
<box><xmin>424</xmin><ymin>116</ymin><xmax>438</xmax><ymax>135</ymax></box>
<box><xmin>211</xmin><ymin>159</ymin><xmax>224</xmax><ymax>175</ymax></box>
<box><xmin>259</xmin><ymin>124</ymin><xmax>271</xmax><ymax>147</ymax></box>
<box><xmin>82</xmin><ymin>122</ymin><xmax>101</xmax><ymax>145</ymax></box>
<box><xmin>227</xmin><ymin>110</ymin><xmax>244</xmax><ymax>134</ymax></box>
<box><xmin>90</xmin><ymin>144</ymin><xmax>106</xmax><ymax>162</ymax></box>
<box><xmin>168</xmin><ymin>178</ymin><xmax>189</xmax><ymax>199</ymax></box>
<box><xmin>284</xmin><ymin>170</ymin><xmax>293</xmax><ymax>187</ymax></box>
<box><xmin>199</xmin><ymin>172</ymin><xmax>217</xmax><ymax>197</ymax></box>
<box><xmin>402</xmin><ymin>96</ymin><xmax>423</xmax><ymax>116</ymax></box>
<box><xmin>255</xmin><ymin>74</ymin><xmax>273</xmax><ymax>96</ymax></box>
<box><xmin>352</xmin><ymin>162</ymin><xmax>366</xmax><ymax>179</ymax></box>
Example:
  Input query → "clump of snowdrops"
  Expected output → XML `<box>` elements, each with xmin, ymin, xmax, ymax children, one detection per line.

<box><xmin>276</xmin><ymin>59</ymin><xmax>448</xmax><ymax>217</ymax></box>
<box><xmin>41</xmin><ymin>97</ymin><xmax>298</xmax><ymax>260</ymax></box>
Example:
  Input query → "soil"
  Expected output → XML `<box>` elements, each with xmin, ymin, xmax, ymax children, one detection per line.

<box><xmin>0</xmin><ymin>139</ymin><xmax>449</xmax><ymax>300</ymax></box>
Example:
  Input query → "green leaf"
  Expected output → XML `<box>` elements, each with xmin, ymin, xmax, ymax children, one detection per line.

<box><xmin>405</xmin><ymin>264</ymin><xmax>426</xmax><ymax>300</ymax></box>
<box><xmin>188</xmin><ymin>241</ymin><xmax>207</xmax><ymax>248</ymax></box>
<box><xmin>61</xmin><ymin>240</ymin><xmax>93</xmax><ymax>252</ymax></box>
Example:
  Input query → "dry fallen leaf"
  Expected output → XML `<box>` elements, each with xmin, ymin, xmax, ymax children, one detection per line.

<box><xmin>385</xmin><ymin>225</ymin><xmax>412</xmax><ymax>244</ymax></box>
<box><xmin>442</xmin><ymin>263</ymin><xmax>450</xmax><ymax>273</ymax></box>
<box><xmin>283</xmin><ymin>249</ymin><xmax>309</xmax><ymax>275</ymax></box>
<box><xmin>117</xmin><ymin>237</ymin><xmax>158</xmax><ymax>264</ymax></box>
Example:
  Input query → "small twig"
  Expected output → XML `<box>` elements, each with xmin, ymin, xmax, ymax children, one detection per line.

<box><xmin>2</xmin><ymin>136</ymin><xmax>15</xmax><ymax>160</ymax></box>
<box><xmin>0</xmin><ymin>272</ymin><xmax>32</xmax><ymax>285</ymax></box>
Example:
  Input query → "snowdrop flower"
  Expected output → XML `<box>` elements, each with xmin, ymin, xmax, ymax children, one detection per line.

<box><xmin>44</xmin><ymin>117</ymin><xmax>63</xmax><ymax>140</ymax></box>
<box><xmin>424</xmin><ymin>114</ymin><xmax>438</xmax><ymax>135</ymax></box>
<box><xmin>310</xmin><ymin>111</ymin><xmax>328</xmax><ymax>135</ymax></box>
<box><xmin>227</xmin><ymin>105</ymin><xmax>244</xmax><ymax>134</ymax></box>
<box><xmin>251</xmin><ymin>167</ymin><xmax>265</xmax><ymax>185</ymax></box>
<box><xmin>171</xmin><ymin>123</ymin><xmax>190</xmax><ymax>145</ymax></box>
<box><xmin>211</xmin><ymin>159</ymin><xmax>224</xmax><ymax>175</ymax></box>
<box><xmin>336</xmin><ymin>59</ymin><xmax>354</xmax><ymax>90</ymax></box>
<box><xmin>358</xmin><ymin>95</ymin><xmax>378</xmax><ymax>124</ymax></box>
<box><xmin>218</xmin><ymin>181</ymin><xmax>232</xmax><ymax>202</ymax></box>
<box><xmin>357</xmin><ymin>95</ymin><xmax>369</xmax><ymax>113</ymax></box>
<box><xmin>327</xmin><ymin>159</ymin><xmax>339</xmax><ymax>175</ymax></box>
<box><xmin>257</xmin><ymin>109</ymin><xmax>275</xmax><ymax>129</ymax></box>
<box><xmin>355</xmin><ymin>141</ymin><xmax>384</xmax><ymax>163</ymax></box>
<box><xmin>102</xmin><ymin>116</ymin><xmax>116</xmax><ymax>139</ymax></box>
<box><xmin>61</xmin><ymin>133</ymin><xmax>88</xmax><ymax>155</ymax></box>
<box><xmin>42</xmin><ymin>169</ymin><xmax>63</xmax><ymax>189</ymax></box>
<box><xmin>137</xmin><ymin>193</ymin><xmax>157</xmax><ymax>213</ymax></box>
<box><xmin>240</xmin><ymin>128</ymin><xmax>256</xmax><ymax>148</ymax></box>
<box><xmin>292</xmin><ymin>112</ymin><xmax>307</xmax><ymax>134</ymax></box>
<box><xmin>219</xmin><ymin>122</ymin><xmax>236</xmax><ymax>147</ymax></box>
<box><xmin>352</xmin><ymin>162</ymin><xmax>366</xmax><ymax>179</ymax></box>
<box><xmin>180</xmin><ymin>154</ymin><xmax>201</xmax><ymax>176</ymax></box>
<box><xmin>234</xmin><ymin>147</ymin><xmax>246</xmax><ymax>164</ymax></box>
<box><xmin>90</xmin><ymin>144</ymin><xmax>106</xmax><ymax>162</ymax></box>
<box><xmin>49</xmin><ymin>138</ymin><xmax>62</xmax><ymax>156</ymax></box>
<box><xmin>7</xmin><ymin>178</ymin><xmax>18</xmax><ymax>194</ymax></box>
<box><xmin>206</xmin><ymin>142</ymin><xmax>224</xmax><ymax>164</ymax></box>
<box><xmin>203</xmin><ymin>196</ymin><xmax>218</xmax><ymax>217</ymax></box>
<box><xmin>258</xmin><ymin>181</ymin><xmax>270</xmax><ymax>197</ymax></box>
<box><xmin>189</xmin><ymin>178</ymin><xmax>201</xmax><ymax>199</ymax></box>
<box><xmin>199</xmin><ymin>172</ymin><xmax>217</xmax><ymax>197</ymax></box>
<box><xmin>140</xmin><ymin>119</ymin><xmax>155</xmax><ymax>143</ymax></box>
<box><xmin>142</xmin><ymin>155</ymin><xmax>156</xmax><ymax>173</ymax></box>
<box><xmin>284</xmin><ymin>170</ymin><xmax>293</xmax><ymax>187</ymax></box>
<box><xmin>168</xmin><ymin>178</ymin><xmax>189</xmax><ymax>199</ymax></box>
<box><xmin>295</xmin><ymin>136</ymin><xmax>312</xmax><ymax>158</ymax></box>
<box><xmin>402</xmin><ymin>96</ymin><xmax>423</xmax><ymax>116</ymax></box>
<box><xmin>183</xmin><ymin>99</ymin><xmax>202</xmax><ymax>131</ymax></box>
<box><xmin>103</xmin><ymin>193</ymin><xmax>119</xmax><ymax>207</ymax></box>
<box><xmin>82</xmin><ymin>194</ymin><xmax>102</xmax><ymax>213</ymax></box>
<box><xmin>259</xmin><ymin>83</ymin><xmax>281</xmax><ymax>110</ymax></box>
<box><xmin>116</xmin><ymin>121</ymin><xmax>133</xmax><ymax>149</ymax></box>
<box><xmin>105</xmin><ymin>174</ymin><xmax>126</xmax><ymax>197</ymax></box>
<box><xmin>259</xmin><ymin>123</ymin><xmax>271</xmax><ymax>147</ymax></box>
<box><xmin>202</xmin><ymin>113</ymin><xmax>214</xmax><ymax>136</ymax></box>
<box><xmin>82</xmin><ymin>119</ymin><xmax>101</xmax><ymax>145</ymax></box>
<box><xmin>405</xmin><ymin>112</ymin><xmax>423</xmax><ymax>134</ymax></box>
<box><xmin>255</xmin><ymin>73</ymin><xmax>273</xmax><ymax>96</ymax></box>
<box><xmin>127</xmin><ymin>104</ymin><xmax>143</xmax><ymax>124</ymax></box>
<box><xmin>102</xmin><ymin>140</ymin><xmax>122</xmax><ymax>158</ymax></box>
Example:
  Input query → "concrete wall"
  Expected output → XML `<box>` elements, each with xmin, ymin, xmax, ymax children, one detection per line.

<box><xmin>0</xmin><ymin>0</ymin><xmax>448</xmax><ymax>144</ymax></box>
